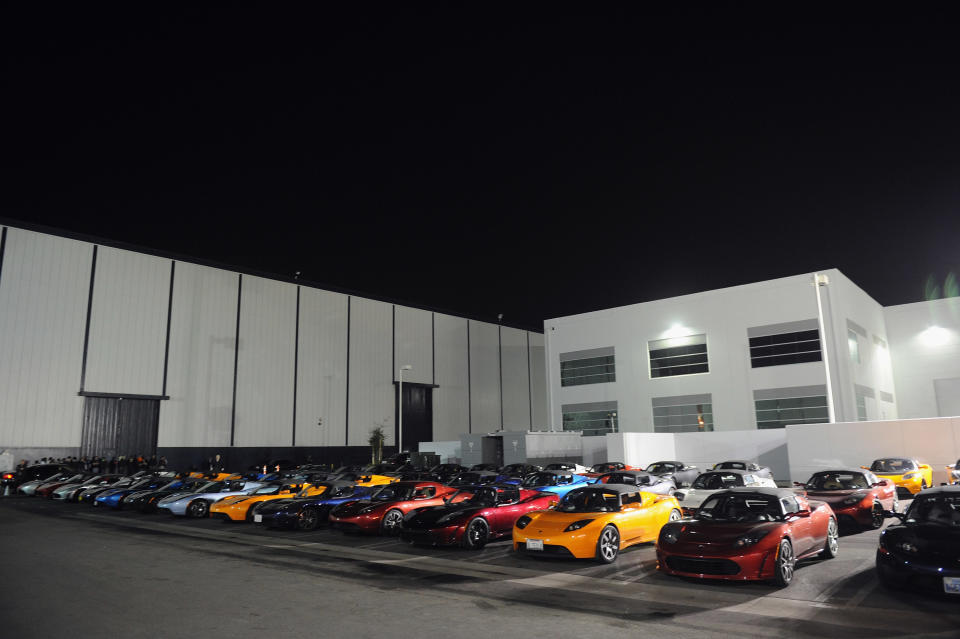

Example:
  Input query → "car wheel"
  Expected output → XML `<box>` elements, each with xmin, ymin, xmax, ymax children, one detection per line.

<box><xmin>869</xmin><ymin>503</ymin><xmax>884</xmax><ymax>530</ymax></box>
<box><xmin>297</xmin><ymin>508</ymin><xmax>320</xmax><ymax>531</ymax></box>
<box><xmin>820</xmin><ymin>518</ymin><xmax>839</xmax><ymax>559</ymax></box>
<box><xmin>244</xmin><ymin>505</ymin><xmax>257</xmax><ymax>522</ymax></box>
<box><xmin>462</xmin><ymin>518</ymin><xmax>489</xmax><ymax>550</ymax></box>
<box><xmin>891</xmin><ymin>494</ymin><xmax>900</xmax><ymax>514</ymax></box>
<box><xmin>596</xmin><ymin>525</ymin><xmax>620</xmax><ymax>564</ymax></box>
<box><xmin>187</xmin><ymin>499</ymin><xmax>209</xmax><ymax>518</ymax></box>
<box><xmin>381</xmin><ymin>509</ymin><xmax>405</xmax><ymax>535</ymax></box>
<box><xmin>921</xmin><ymin>480</ymin><xmax>928</xmax><ymax>490</ymax></box>
<box><xmin>772</xmin><ymin>539</ymin><xmax>795</xmax><ymax>587</ymax></box>
<box><xmin>669</xmin><ymin>509</ymin><xmax>682</xmax><ymax>522</ymax></box>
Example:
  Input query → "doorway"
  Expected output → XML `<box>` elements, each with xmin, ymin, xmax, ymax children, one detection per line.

<box><xmin>395</xmin><ymin>383</ymin><xmax>433</xmax><ymax>453</ymax></box>
<box><xmin>81</xmin><ymin>396</ymin><xmax>160</xmax><ymax>459</ymax></box>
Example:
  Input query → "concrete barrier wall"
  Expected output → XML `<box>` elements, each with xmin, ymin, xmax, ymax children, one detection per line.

<box><xmin>607</xmin><ymin>433</ymin><xmax>677</xmax><ymax>468</ymax></box>
<box><xmin>418</xmin><ymin>440</ymin><xmax>460</xmax><ymax>464</ymax></box>
<box><xmin>674</xmin><ymin>430</ymin><xmax>789</xmax><ymax>482</ymax></box>
<box><xmin>786</xmin><ymin>417</ymin><xmax>960</xmax><ymax>484</ymax></box>
<box><xmin>581</xmin><ymin>436</ymin><xmax>608</xmax><ymax>466</ymax></box>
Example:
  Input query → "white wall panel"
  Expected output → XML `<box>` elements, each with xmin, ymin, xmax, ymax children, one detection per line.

<box><xmin>234</xmin><ymin>275</ymin><xmax>297</xmax><ymax>446</ymax></box>
<box><xmin>84</xmin><ymin>246</ymin><xmax>170</xmax><ymax>394</ymax></box>
<box><xmin>394</xmin><ymin>305</ymin><xmax>433</xmax><ymax>384</ymax></box>
<box><xmin>674</xmin><ymin>429</ymin><xmax>789</xmax><ymax>481</ymax></box>
<box><xmin>433</xmin><ymin>313</ymin><xmax>469</xmax><ymax>441</ymax></box>
<box><xmin>159</xmin><ymin>263</ymin><xmax>237</xmax><ymax>447</ymax></box>
<box><xmin>0</xmin><ymin>228</ymin><xmax>91</xmax><ymax>446</ymax></box>
<box><xmin>581</xmin><ymin>436</ymin><xmax>608</xmax><ymax>465</ymax></box>
<box><xmin>501</xmin><ymin>326</ymin><xmax>531</xmax><ymax>429</ymax></box>
<box><xmin>295</xmin><ymin>287</ymin><xmax>348</xmax><ymax>447</ymax></box>
<box><xmin>529</xmin><ymin>332</ymin><xmax>547</xmax><ymax>429</ymax></box>
<box><xmin>348</xmin><ymin>297</ymin><xmax>394</xmax><ymax>446</ymax></box>
<box><xmin>469</xmin><ymin>320</ymin><xmax>501</xmax><ymax>432</ymax></box>
<box><xmin>607</xmin><ymin>433</ymin><xmax>677</xmax><ymax>468</ymax></box>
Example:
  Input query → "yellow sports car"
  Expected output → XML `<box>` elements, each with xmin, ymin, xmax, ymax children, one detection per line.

<box><xmin>354</xmin><ymin>474</ymin><xmax>399</xmax><ymax>487</ymax></box>
<box><xmin>513</xmin><ymin>484</ymin><xmax>682</xmax><ymax>563</ymax></box>
<box><xmin>210</xmin><ymin>482</ymin><xmax>327</xmax><ymax>522</ymax></box>
<box><xmin>863</xmin><ymin>458</ymin><xmax>933</xmax><ymax>495</ymax></box>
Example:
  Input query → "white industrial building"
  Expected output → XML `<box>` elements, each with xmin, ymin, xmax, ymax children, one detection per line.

<box><xmin>0</xmin><ymin>223</ymin><xmax>547</xmax><ymax>470</ymax></box>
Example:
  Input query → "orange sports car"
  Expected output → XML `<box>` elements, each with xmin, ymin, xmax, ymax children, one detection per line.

<box><xmin>329</xmin><ymin>481</ymin><xmax>462</xmax><ymax>534</ymax></box>
<box><xmin>210</xmin><ymin>481</ymin><xmax>327</xmax><ymax>522</ymax></box>
<box><xmin>513</xmin><ymin>484</ymin><xmax>682</xmax><ymax>562</ymax></box>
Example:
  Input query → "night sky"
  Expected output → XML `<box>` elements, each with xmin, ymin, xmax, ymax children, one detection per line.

<box><xmin>4</xmin><ymin>6</ymin><xmax>960</xmax><ymax>330</ymax></box>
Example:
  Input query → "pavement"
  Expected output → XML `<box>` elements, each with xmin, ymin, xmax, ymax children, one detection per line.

<box><xmin>1</xmin><ymin>496</ymin><xmax>958</xmax><ymax>639</ymax></box>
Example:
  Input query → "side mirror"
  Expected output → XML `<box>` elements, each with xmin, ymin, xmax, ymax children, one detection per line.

<box><xmin>792</xmin><ymin>509</ymin><xmax>811</xmax><ymax>518</ymax></box>
<box><xmin>860</xmin><ymin>466</ymin><xmax>870</xmax><ymax>470</ymax></box>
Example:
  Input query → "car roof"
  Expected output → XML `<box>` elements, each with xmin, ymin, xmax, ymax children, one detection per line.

<box><xmin>573</xmin><ymin>483</ymin><xmax>644</xmax><ymax>496</ymax></box>
<box><xmin>700</xmin><ymin>468</ymin><xmax>750</xmax><ymax>475</ymax></box>
<box><xmin>710</xmin><ymin>487</ymin><xmax>796</xmax><ymax>498</ymax></box>
<box><xmin>911</xmin><ymin>485</ymin><xmax>960</xmax><ymax>497</ymax></box>
<box><xmin>599</xmin><ymin>470</ymin><xmax>652</xmax><ymax>478</ymax></box>
<box><xmin>808</xmin><ymin>468</ymin><xmax>871</xmax><ymax>476</ymax></box>
<box><xmin>537</xmin><ymin>470</ymin><xmax>574</xmax><ymax>476</ymax></box>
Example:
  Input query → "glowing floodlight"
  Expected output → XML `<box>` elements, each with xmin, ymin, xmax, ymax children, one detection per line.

<box><xmin>920</xmin><ymin>326</ymin><xmax>951</xmax><ymax>347</ymax></box>
<box><xmin>662</xmin><ymin>324</ymin><xmax>692</xmax><ymax>339</ymax></box>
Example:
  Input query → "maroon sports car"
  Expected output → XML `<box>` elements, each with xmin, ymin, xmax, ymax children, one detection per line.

<box><xmin>796</xmin><ymin>468</ymin><xmax>897</xmax><ymax>529</ymax></box>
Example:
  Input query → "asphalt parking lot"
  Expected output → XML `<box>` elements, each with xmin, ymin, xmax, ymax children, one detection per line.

<box><xmin>1</xmin><ymin>496</ymin><xmax>958</xmax><ymax>639</ymax></box>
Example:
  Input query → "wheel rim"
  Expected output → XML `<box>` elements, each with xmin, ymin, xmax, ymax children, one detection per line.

<box><xmin>827</xmin><ymin>519</ymin><xmax>839</xmax><ymax>554</ymax></box>
<box><xmin>469</xmin><ymin>520</ymin><xmax>487</xmax><ymax>544</ymax></box>
<box><xmin>383</xmin><ymin>510</ymin><xmax>403</xmax><ymax>531</ymax></box>
<box><xmin>892</xmin><ymin>495</ymin><xmax>899</xmax><ymax>513</ymax></box>
<box><xmin>600</xmin><ymin>528</ymin><xmax>619</xmax><ymax>561</ymax></box>
<box><xmin>190</xmin><ymin>501</ymin><xmax>207</xmax><ymax>517</ymax></box>
<box><xmin>301</xmin><ymin>510</ymin><xmax>317</xmax><ymax>529</ymax></box>
<box><xmin>872</xmin><ymin>504</ymin><xmax>884</xmax><ymax>528</ymax></box>
<box><xmin>779</xmin><ymin>541</ymin><xmax>795</xmax><ymax>583</ymax></box>
<box><xmin>669</xmin><ymin>510</ymin><xmax>681</xmax><ymax>522</ymax></box>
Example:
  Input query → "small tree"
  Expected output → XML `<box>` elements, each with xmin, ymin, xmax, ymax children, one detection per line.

<box><xmin>368</xmin><ymin>425</ymin><xmax>386</xmax><ymax>464</ymax></box>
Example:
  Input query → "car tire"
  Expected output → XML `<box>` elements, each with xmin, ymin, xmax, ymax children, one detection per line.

<box><xmin>596</xmin><ymin>525</ymin><xmax>620</xmax><ymax>564</ymax></box>
<box><xmin>297</xmin><ymin>508</ymin><xmax>320</xmax><ymax>531</ymax></box>
<box><xmin>381</xmin><ymin>509</ymin><xmax>405</xmax><ymax>535</ymax></box>
<box><xmin>921</xmin><ymin>480</ymin><xmax>928</xmax><ymax>490</ymax></box>
<box><xmin>891</xmin><ymin>494</ymin><xmax>900</xmax><ymax>514</ymax></box>
<box><xmin>668</xmin><ymin>509</ymin><xmax>682</xmax><ymax>522</ymax></box>
<box><xmin>461</xmin><ymin>517</ymin><xmax>489</xmax><ymax>550</ymax></box>
<box><xmin>244</xmin><ymin>505</ymin><xmax>257</xmax><ymax>522</ymax></box>
<box><xmin>187</xmin><ymin>499</ymin><xmax>209</xmax><ymax>518</ymax></box>
<box><xmin>869</xmin><ymin>503</ymin><xmax>884</xmax><ymax>530</ymax></box>
<box><xmin>772</xmin><ymin>538</ymin><xmax>795</xmax><ymax>587</ymax></box>
<box><xmin>820</xmin><ymin>518</ymin><xmax>839</xmax><ymax>559</ymax></box>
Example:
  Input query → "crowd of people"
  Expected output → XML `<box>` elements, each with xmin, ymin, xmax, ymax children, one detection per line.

<box><xmin>16</xmin><ymin>454</ymin><xmax>168</xmax><ymax>474</ymax></box>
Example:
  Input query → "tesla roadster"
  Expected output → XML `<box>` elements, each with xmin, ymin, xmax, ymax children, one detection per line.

<box><xmin>520</xmin><ymin>471</ymin><xmax>591</xmax><ymax>497</ymax></box>
<box><xmin>156</xmin><ymin>479</ymin><xmax>267</xmax><ymax>517</ymax></box>
<box><xmin>645</xmin><ymin>461</ymin><xmax>700</xmax><ymax>488</ymax></box>
<box><xmin>797</xmin><ymin>468</ymin><xmax>898</xmax><ymax>529</ymax></box>
<box><xmin>593</xmin><ymin>470</ymin><xmax>676</xmax><ymax>495</ymax></box>
<box><xmin>864</xmin><ymin>458</ymin><xmax>933</xmax><ymax>496</ymax></box>
<box><xmin>252</xmin><ymin>482</ymin><xmax>377</xmax><ymax>530</ymax></box>
<box><xmin>674</xmin><ymin>470</ymin><xmax>777</xmax><ymax>516</ymax></box>
<box><xmin>328</xmin><ymin>481</ymin><xmax>460</xmax><ymax>534</ymax></box>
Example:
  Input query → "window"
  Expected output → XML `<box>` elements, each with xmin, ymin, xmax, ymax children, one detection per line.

<box><xmin>749</xmin><ymin>329</ymin><xmax>822</xmax><ymax>368</ymax></box>
<box><xmin>652</xmin><ymin>394</ymin><xmax>714</xmax><ymax>433</ymax></box>
<box><xmin>754</xmin><ymin>386</ymin><xmax>829</xmax><ymax>429</ymax></box>
<box><xmin>848</xmin><ymin>329</ymin><xmax>860</xmax><ymax>363</ymax></box>
<box><xmin>648</xmin><ymin>334</ymin><xmax>708</xmax><ymax>378</ymax></box>
<box><xmin>559</xmin><ymin>348</ymin><xmax>615</xmax><ymax>386</ymax></box>
<box><xmin>562</xmin><ymin>401</ymin><xmax>618</xmax><ymax>436</ymax></box>
<box><xmin>856</xmin><ymin>395</ymin><xmax>867</xmax><ymax>421</ymax></box>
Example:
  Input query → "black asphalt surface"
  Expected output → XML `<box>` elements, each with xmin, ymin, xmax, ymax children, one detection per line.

<box><xmin>1</xmin><ymin>496</ymin><xmax>958</xmax><ymax>638</ymax></box>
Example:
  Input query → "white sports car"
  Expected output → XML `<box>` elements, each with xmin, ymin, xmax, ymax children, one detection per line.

<box><xmin>674</xmin><ymin>469</ymin><xmax>777</xmax><ymax>516</ymax></box>
<box><xmin>156</xmin><ymin>480</ymin><xmax>267</xmax><ymax>517</ymax></box>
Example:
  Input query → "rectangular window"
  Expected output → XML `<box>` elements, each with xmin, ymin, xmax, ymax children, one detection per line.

<box><xmin>652</xmin><ymin>394</ymin><xmax>714</xmax><ymax>433</ymax></box>
<box><xmin>561</xmin><ymin>401</ymin><xmax>618</xmax><ymax>436</ymax></box>
<box><xmin>748</xmin><ymin>329</ymin><xmax>822</xmax><ymax>368</ymax></box>
<box><xmin>559</xmin><ymin>347</ymin><xmax>615</xmax><ymax>387</ymax></box>
<box><xmin>848</xmin><ymin>329</ymin><xmax>860</xmax><ymax>363</ymax></box>
<box><xmin>648</xmin><ymin>334</ymin><xmax>708</xmax><ymax>378</ymax></box>
<box><xmin>754</xmin><ymin>386</ymin><xmax>829</xmax><ymax>429</ymax></box>
<box><xmin>856</xmin><ymin>395</ymin><xmax>867</xmax><ymax>421</ymax></box>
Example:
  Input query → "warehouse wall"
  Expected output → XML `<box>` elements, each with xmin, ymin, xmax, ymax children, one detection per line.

<box><xmin>501</xmin><ymin>326</ymin><xmax>531</xmax><ymax>430</ymax></box>
<box><xmin>347</xmin><ymin>297</ymin><xmax>394</xmax><ymax>446</ymax></box>
<box><xmin>394</xmin><ymin>305</ymin><xmax>433</xmax><ymax>385</ymax></box>
<box><xmin>433</xmin><ymin>313</ymin><xmax>470</xmax><ymax>440</ymax></box>
<box><xmin>469</xmin><ymin>320</ymin><xmax>501</xmax><ymax>432</ymax></box>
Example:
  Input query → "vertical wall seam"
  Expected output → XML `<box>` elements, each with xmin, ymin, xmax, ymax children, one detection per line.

<box><xmin>230</xmin><ymin>274</ymin><xmax>242</xmax><ymax>446</ymax></box>
<box><xmin>161</xmin><ymin>261</ymin><xmax>175</xmax><ymax>397</ymax></box>
<box><xmin>527</xmin><ymin>331</ymin><xmax>533</xmax><ymax>428</ymax></box>
<box><xmin>431</xmin><ymin>313</ymin><xmax>436</xmax><ymax>385</ymax></box>
<box><xmin>0</xmin><ymin>227</ymin><xmax>7</xmax><ymax>292</ymax></box>
<box><xmin>79</xmin><ymin>245</ymin><xmax>98</xmax><ymax>392</ymax></box>
<box><xmin>467</xmin><ymin>320</ymin><xmax>472</xmax><ymax>434</ymax></box>
<box><xmin>499</xmin><ymin>325</ymin><xmax>504</xmax><ymax>429</ymax></box>
<box><xmin>345</xmin><ymin>296</ymin><xmax>351</xmax><ymax>446</ymax></box>
<box><xmin>392</xmin><ymin>305</ymin><xmax>396</xmax><ymax>381</ymax></box>
<box><xmin>292</xmin><ymin>285</ymin><xmax>300</xmax><ymax>447</ymax></box>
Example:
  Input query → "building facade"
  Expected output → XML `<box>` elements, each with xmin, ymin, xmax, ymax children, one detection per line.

<box><xmin>0</xmin><ymin>224</ymin><xmax>547</xmax><ymax>469</ymax></box>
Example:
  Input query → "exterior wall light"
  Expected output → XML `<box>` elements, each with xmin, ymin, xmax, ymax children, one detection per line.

<box><xmin>920</xmin><ymin>326</ymin><xmax>951</xmax><ymax>347</ymax></box>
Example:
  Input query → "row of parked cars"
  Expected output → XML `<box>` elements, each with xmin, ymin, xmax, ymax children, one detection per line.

<box><xmin>6</xmin><ymin>454</ymin><xmax>960</xmax><ymax>594</ymax></box>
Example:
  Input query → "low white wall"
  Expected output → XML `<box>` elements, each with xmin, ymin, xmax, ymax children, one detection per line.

<box><xmin>607</xmin><ymin>433</ymin><xmax>677</xmax><ymax>468</ymax></box>
<box><xmin>786</xmin><ymin>417</ymin><xmax>960</xmax><ymax>484</ymax></box>
<box><xmin>526</xmin><ymin>432</ymin><xmax>583</xmax><ymax>461</ymax></box>
<box><xmin>674</xmin><ymin>430</ymin><xmax>789</xmax><ymax>481</ymax></box>
<box><xmin>418</xmin><ymin>440</ymin><xmax>461</xmax><ymax>464</ymax></box>
<box><xmin>581</xmin><ymin>436</ymin><xmax>608</xmax><ymax>466</ymax></box>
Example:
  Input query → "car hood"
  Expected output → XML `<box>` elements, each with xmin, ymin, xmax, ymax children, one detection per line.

<box><xmin>885</xmin><ymin>523</ymin><xmax>960</xmax><ymax>561</ymax></box>
<box><xmin>677</xmin><ymin>521</ymin><xmax>780</xmax><ymax>544</ymax></box>
<box><xmin>804</xmin><ymin>489</ymin><xmax>869</xmax><ymax>503</ymax></box>
<box><xmin>331</xmin><ymin>500</ymin><xmax>390</xmax><ymax>517</ymax></box>
<box><xmin>404</xmin><ymin>504</ymin><xmax>480</xmax><ymax>528</ymax></box>
<box><xmin>675</xmin><ymin>489</ymin><xmax>721</xmax><ymax>507</ymax></box>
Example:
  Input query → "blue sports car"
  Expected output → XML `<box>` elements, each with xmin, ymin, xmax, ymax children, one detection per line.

<box><xmin>156</xmin><ymin>480</ymin><xmax>267</xmax><ymax>518</ymax></box>
<box><xmin>519</xmin><ymin>470</ymin><xmax>590</xmax><ymax>497</ymax></box>
<box><xmin>94</xmin><ymin>476</ymin><xmax>172</xmax><ymax>509</ymax></box>
<box><xmin>252</xmin><ymin>481</ymin><xmax>376</xmax><ymax>530</ymax></box>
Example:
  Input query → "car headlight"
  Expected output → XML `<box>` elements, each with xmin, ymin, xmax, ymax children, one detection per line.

<box><xmin>661</xmin><ymin>527</ymin><xmax>680</xmax><ymax>544</ymax></box>
<box><xmin>563</xmin><ymin>519</ymin><xmax>594</xmax><ymax>532</ymax></box>
<box><xmin>733</xmin><ymin>530</ymin><xmax>771</xmax><ymax>548</ymax></box>
<box><xmin>842</xmin><ymin>491</ymin><xmax>868</xmax><ymax>505</ymax></box>
<box><xmin>902</xmin><ymin>472</ymin><xmax>918</xmax><ymax>480</ymax></box>
<box><xmin>674</xmin><ymin>492</ymin><xmax>685</xmax><ymax>502</ymax></box>
<box><xmin>515</xmin><ymin>515</ymin><xmax>532</xmax><ymax>530</ymax></box>
<box><xmin>897</xmin><ymin>541</ymin><xmax>919</xmax><ymax>554</ymax></box>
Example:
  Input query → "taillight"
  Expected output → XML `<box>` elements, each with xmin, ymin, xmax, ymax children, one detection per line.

<box><xmin>2</xmin><ymin>473</ymin><xmax>14</xmax><ymax>480</ymax></box>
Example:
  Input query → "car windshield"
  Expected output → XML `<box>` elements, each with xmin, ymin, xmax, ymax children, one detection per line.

<box><xmin>870</xmin><ymin>459</ymin><xmax>916</xmax><ymax>473</ymax></box>
<box><xmin>646</xmin><ymin>463</ymin><xmax>675</xmax><ymax>474</ymax></box>
<box><xmin>905</xmin><ymin>495</ymin><xmax>960</xmax><ymax>526</ymax></box>
<box><xmin>545</xmin><ymin>464</ymin><xmax>572</xmax><ymax>471</ymax></box>
<box><xmin>466</xmin><ymin>487</ymin><xmax>510</xmax><ymax>506</ymax></box>
<box><xmin>196</xmin><ymin>482</ymin><xmax>221</xmax><ymax>492</ymax></box>
<box><xmin>590</xmin><ymin>463</ymin><xmax>620</xmax><ymax>473</ymax></box>
<box><xmin>370</xmin><ymin>484</ymin><xmax>416</xmax><ymax>501</ymax></box>
<box><xmin>253</xmin><ymin>485</ymin><xmax>282</xmax><ymax>495</ymax></box>
<box><xmin>557</xmin><ymin>488</ymin><xmax>619</xmax><ymax>513</ymax></box>
<box><xmin>692</xmin><ymin>473</ymin><xmax>744</xmax><ymax>490</ymax></box>
<box><xmin>599</xmin><ymin>473</ymin><xmax>648</xmax><ymax>486</ymax></box>
<box><xmin>63</xmin><ymin>474</ymin><xmax>85</xmax><ymax>483</ymax></box>
<box><xmin>806</xmin><ymin>472</ymin><xmax>869</xmax><ymax>490</ymax></box>
<box><xmin>699</xmin><ymin>493</ymin><xmax>784</xmax><ymax>522</ymax></box>
<box><xmin>522</xmin><ymin>473</ymin><xmax>557</xmax><ymax>487</ymax></box>
<box><xmin>716</xmin><ymin>462</ymin><xmax>746</xmax><ymax>470</ymax></box>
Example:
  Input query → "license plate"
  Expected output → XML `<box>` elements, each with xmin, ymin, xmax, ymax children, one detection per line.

<box><xmin>944</xmin><ymin>577</ymin><xmax>960</xmax><ymax>594</ymax></box>
<box><xmin>526</xmin><ymin>539</ymin><xmax>543</xmax><ymax>551</ymax></box>
<box><xmin>254</xmin><ymin>514</ymin><xmax>262</xmax><ymax>523</ymax></box>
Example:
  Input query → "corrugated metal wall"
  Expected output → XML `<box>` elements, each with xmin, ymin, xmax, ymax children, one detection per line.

<box><xmin>529</xmin><ymin>332</ymin><xmax>548</xmax><ymax>428</ymax></box>
<box><xmin>84</xmin><ymin>246</ymin><xmax>170</xmax><ymax>395</ymax></box>
<box><xmin>158</xmin><ymin>262</ymin><xmax>237</xmax><ymax>447</ymax></box>
<box><xmin>234</xmin><ymin>275</ymin><xmax>297</xmax><ymax>446</ymax></box>
<box><xmin>469</xmin><ymin>320</ymin><xmax>501</xmax><ymax>432</ymax></box>
<box><xmin>433</xmin><ymin>313</ymin><xmax>470</xmax><ymax>440</ymax></box>
<box><xmin>295</xmin><ymin>287</ymin><xmax>348</xmax><ymax>447</ymax></box>
<box><xmin>0</xmin><ymin>229</ymin><xmax>90</xmax><ymax>446</ymax></box>
<box><xmin>347</xmin><ymin>297</ymin><xmax>394</xmax><ymax>446</ymax></box>
<box><xmin>394</xmin><ymin>305</ymin><xmax>433</xmax><ymax>384</ymax></box>
<box><xmin>500</xmin><ymin>326</ymin><xmax>531</xmax><ymax>429</ymax></box>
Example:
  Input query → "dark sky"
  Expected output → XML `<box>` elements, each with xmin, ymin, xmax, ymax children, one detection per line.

<box><xmin>4</xmin><ymin>6</ymin><xmax>960</xmax><ymax>330</ymax></box>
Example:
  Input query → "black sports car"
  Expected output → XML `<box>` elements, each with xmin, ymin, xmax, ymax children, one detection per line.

<box><xmin>429</xmin><ymin>464</ymin><xmax>465</xmax><ymax>483</ymax></box>
<box><xmin>446</xmin><ymin>471</ymin><xmax>500</xmax><ymax>488</ymax></box>
<box><xmin>877</xmin><ymin>485</ymin><xmax>960</xmax><ymax>595</ymax></box>
<box><xmin>125</xmin><ymin>478</ymin><xmax>206</xmax><ymax>512</ymax></box>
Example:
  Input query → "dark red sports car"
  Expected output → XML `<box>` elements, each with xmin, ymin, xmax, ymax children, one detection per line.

<box><xmin>328</xmin><ymin>481</ymin><xmax>461</xmax><ymax>534</ymax></box>
<box><xmin>796</xmin><ymin>468</ymin><xmax>898</xmax><ymax>530</ymax></box>
<box><xmin>400</xmin><ymin>484</ymin><xmax>558</xmax><ymax>549</ymax></box>
<box><xmin>657</xmin><ymin>487</ymin><xmax>838</xmax><ymax>587</ymax></box>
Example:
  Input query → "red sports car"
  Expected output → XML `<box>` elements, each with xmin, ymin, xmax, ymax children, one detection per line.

<box><xmin>400</xmin><ymin>484</ymin><xmax>558</xmax><ymax>549</ymax></box>
<box><xmin>328</xmin><ymin>481</ymin><xmax>461</xmax><ymax>534</ymax></box>
<box><xmin>657</xmin><ymin>487</ymin><xmax>838</xmax><ymax>587</ymax></box>
<box><xmin>796</xmin><ymin>468</ymin><xmax>898</xmax><ymax>529</ymax></box>
<box><xmin>583</xmin><ymin>462</ymin><xmax>640</xmax><ymax>478</ymax></box>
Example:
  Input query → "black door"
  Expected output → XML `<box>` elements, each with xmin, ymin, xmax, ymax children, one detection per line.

<box><xmin>81</xmin><ymin>397</ymin><xmax>160</xmax><ymax>459</ymax></box>
<box><xmin>396</xmin><ymin>384</ymin><xmax>433</xmax><ymax>453</ymax></box>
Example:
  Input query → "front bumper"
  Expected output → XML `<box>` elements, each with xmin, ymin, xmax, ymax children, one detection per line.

<box><xmin>657</xmin><ymin>545</ymin><xmax>775</xmax><ymax>581</ymax></box>
<box><xmin>513</xmin><ymin>528</ymin><xmax>596</xmax><ymax>559</ymax></box>
<box><xmin>400</xmin><ymin>524</ymin><xmax>463</xmax><ymax>546</ymax></box>
<box><xmin>329</xmin><ymin>515</ymin><xmax>380</xmax><ymax>533</ymax></box>
<box><xmin>877</xmin><ymin>549</ymin><xmax>960</xmax><ymax>594</ymax></box>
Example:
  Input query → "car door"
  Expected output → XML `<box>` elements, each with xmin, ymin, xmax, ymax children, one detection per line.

<box><xmin>782</xmin><ymin>495</ymin><xmax>815</xmax><ymax>554</ymax></box>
